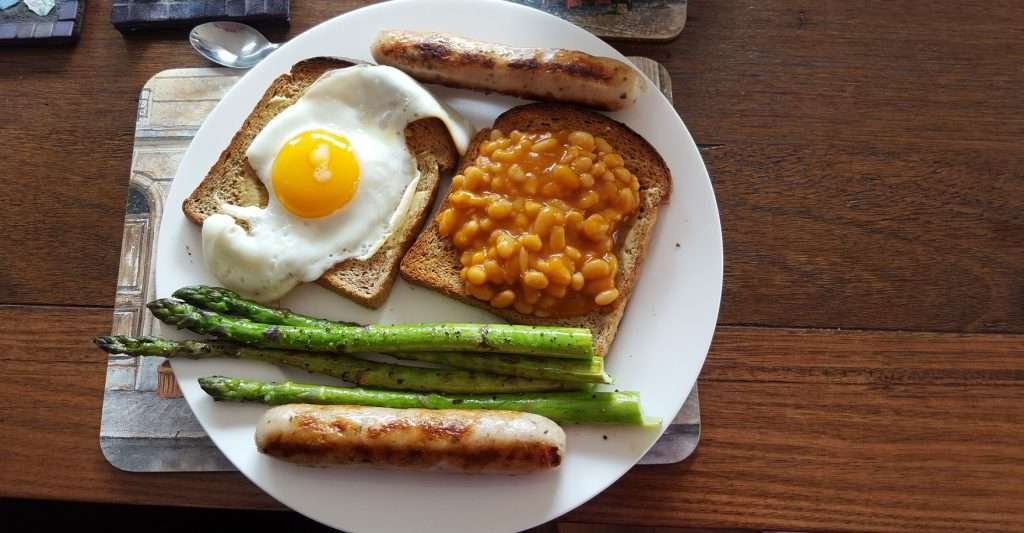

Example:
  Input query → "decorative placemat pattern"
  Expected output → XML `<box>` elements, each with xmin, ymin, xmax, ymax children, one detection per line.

<box><xmin>100</xmin><ymin>57</ymin><xmax>699</xmax><ymax>472</ymax></box>
<box><xmin>507</xmin><ymin>0</ymin><xmax>686</xmax><ymax>41</ymax></box>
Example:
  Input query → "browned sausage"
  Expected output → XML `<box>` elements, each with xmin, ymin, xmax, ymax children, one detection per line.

<box><xmin>256</xmin><ymin>404</ymin><xmax>566</xmax><ymax>474</ymax></box>
<box><xmin>371</xmin><ymin>30</ymin><xmax>641</xmax><ymax>111</ymax></box>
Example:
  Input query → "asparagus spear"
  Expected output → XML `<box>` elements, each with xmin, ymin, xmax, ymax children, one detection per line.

<box><xmin>95</xmin><ymin>336</ymin><xmax>582</xmax><ymax>394</ymax></box>
<box><xmin>148</xmin><ymin>297</ymin><xmax>593</xmax><ymax>358</ymax></box>
<box><xmin>173</xmin><ymin>286</ymin><xmax>609</xmax><ymax>383</ymax></box>
<box><xmin>199</xmin><ymin>376</ymin><xmax>659</xmax><ymax>426</ymax></box>
<box><xmin>172</xmin><ymin>285</ymin><xmax>349</xmax><ymax>329</ymax></box>
<box><xmin>389</xmin><ymin>351</ymin><xmax>611</xmax><ymax>384</ymax></box>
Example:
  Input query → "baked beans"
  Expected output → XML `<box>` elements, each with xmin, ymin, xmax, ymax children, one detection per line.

<box><xmin>439</xmin><ymin>129</ymin><xmax>640</xmax><ymax>316</ymax></box>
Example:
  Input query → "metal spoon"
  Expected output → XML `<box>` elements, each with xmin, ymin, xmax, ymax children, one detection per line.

<box><xmin>189</xmin><ymin>21</ymin><xmax>280</xmax><ymax>69</ymax></box>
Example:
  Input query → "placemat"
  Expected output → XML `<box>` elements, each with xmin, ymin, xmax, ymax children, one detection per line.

<box><xmin>507</xmin><ymin>1</ymin><xmax>686</xmax><ymax>41</ymax></box>
<box><xmin>100</xmin><ymin>56</ymin><xmax>700</xmax><ymax>472</ymax></box>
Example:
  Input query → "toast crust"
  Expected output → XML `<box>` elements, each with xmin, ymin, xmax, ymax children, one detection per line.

<box><xmin>182</xmin><ymin>57</ymin><xmax>460</xmax><ymax>308</ymax></box>
<box><xmin>400</xmin><ymin>103</ymin><xmax>671</xmax><ymax>356</ymax></box>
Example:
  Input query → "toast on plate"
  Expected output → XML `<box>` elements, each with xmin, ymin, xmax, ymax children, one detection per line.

<box><xmin>401</xmin><ymin>103</ymin><xmax>671</xmax><ymax>356</ymax></box>
<box><xmin>182</xmin><ymin>57</ymin><xmax>460</xmax><ymax>308</ymax></box>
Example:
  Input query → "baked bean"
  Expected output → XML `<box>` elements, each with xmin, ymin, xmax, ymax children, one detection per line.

<box><xmin>534</xmin><ymin>207</ymin><xmax>557</xmax><ymax>237</ymax></box>
<box><xmin>547</xmin><ymin>261</ymin><xmax>572</xmax><ymax>286</ymax></box>
<box><xmin>508</xmin><ymin>164</ymin><xmax>526</xmax><ymax>182</ymax></box>
<box><xmin>603</xmin><ymin>153</ymin><xmax>624</xmax><ymax>169</ymax></box>
<box><xmin>437</xmin><ymin>208</ymin><xmax>457</xmax><ymax>236</ymax></box>
<box><xmin>578</xmin><ymin>190</ymin><xmax>599</xmax><ymax>209</ymax></box>
<box><xmin>487</xmin><ymin>200</ymin><xmax>513</xmax><ymax>219</ymax></box>
<box><xmin>549</xmin><ymin>226</ymin><xmax>566</xmax><ymax>252</ymax></box>
<box><xmin>466</xmin><ymin>265</ymin><xmax>487</xmax><ymax>285</ymax></box>
<box><xmin>568</xmin><ymin>131</ymin><xmax>595</xmax><ymax>152</ymax></box>
<box><xmin>497</xmin><ymin>235</ymin><xmax>519</xmax><ymax>258</ymax></box>
<box><xmin>559</xmin><ymin>146</ymin><xmax>580</xmax><ymax>165</ymax></box>
<box><xmin>491</xmin><ymin>290</ymin><xmax>516</xmax><ymax>308</ymax></box>
<box><xmin>531</xmin><ymin>137</ymin><xmax>559</xmax><ymax>153</ymax></box>
<box><xmin>492</xmin><ymin>148</ymin><xmax>519</xmax><ymax>162</ymax></box>
<box><xmin>484</xmin><ymin>260</ymin><xmax>504</xmax><ymax>283</ymax></box>
<box><xmin>523</xmin><ymin>270</ymin><xmax>549</xmax><ymax>289</ymax></box>
<box><xmin>594</xmin><ymin>288</ymin><xmax>620</xmax><ymax>306</ymax></box>
<box><xmin>582</xmin><ymin>258</ymin><xmax>610</xmax><ymax>280</ymax></box>
<box><xmin>520</xmin><ymin>233</ymin><xmax>543</xmax><ymax>252</ymax></box>
<box><xmin>571</xmin><ymin>272</ymin><xmax>585</xmax><ymax>291</ymax></box>
<box><xmin>572</xmin><ymin>156</ymin><xmax>593</xmax><ymax>173</ymax></box>
<box><xmin>541</xmin><ymin>182</ymin><xmax>561</xmax><ymax>198</ymax></box>
<box><xmin>618</xmin><ymin>188</ymin><xmax>634</xmax><ymax>212</ymax></box>
<box><xmin>582</xmin><ymin>214</ymin><xmax>609</xmax><ymax>241</ymax></box>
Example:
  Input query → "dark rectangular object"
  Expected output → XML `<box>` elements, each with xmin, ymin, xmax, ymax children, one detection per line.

<box><xmin>0</xmin><ymin>0</ymin><xmax>85</xmax><ymax>46</ymax></box>
<box><xmin>111</xmin><ymin>0</ymin><xmax>289</xmax><ymax>32</ymax></box>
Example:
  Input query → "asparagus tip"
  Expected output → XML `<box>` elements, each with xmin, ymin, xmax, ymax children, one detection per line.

<box><xmin>198</xmin><ymin>376</ymin><xmax>226</xmax><ymax>393</ymax></box>
<box><xmin>94</xmin><ymin>336</ymin><xmax>121</xmax><ymax>353</ymax></box>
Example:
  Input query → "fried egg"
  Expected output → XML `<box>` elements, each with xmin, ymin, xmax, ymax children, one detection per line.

<box><xmin>202</xmin><ymin>65</ymin><xmax>472</xmax><ymax>302</ymax></box>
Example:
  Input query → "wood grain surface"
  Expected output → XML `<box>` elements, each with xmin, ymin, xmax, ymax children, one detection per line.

<box><xmin>1</xmin><ymin>306</ymin><xmax>1021</xmax><ymax>531</ymax></box>
<box><xmin>1</xmin><ymin>0</ymin><xmax>1021</xmax><ymax>332</ymax></box>
<box><xmin>1</xmin><ymin>0</ymin><xmax>1023</xmax><ymax>531</ymax></box>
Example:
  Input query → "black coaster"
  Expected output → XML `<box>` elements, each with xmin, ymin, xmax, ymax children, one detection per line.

<box><xmin>111</xmin><ymin>0</ymin><xmax>289</xmax><ymax>32</ymax></box>
<box><xmin>0</xmin><ymin>1</ymin><xmax>84</xmax><ymax>46</ymax></box>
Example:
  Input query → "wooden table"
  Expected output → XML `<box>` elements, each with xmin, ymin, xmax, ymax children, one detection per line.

<box><xmin>2</xmin><ymin>1</ymin><xmax>1022</xmax><ymax>531</ymax></box>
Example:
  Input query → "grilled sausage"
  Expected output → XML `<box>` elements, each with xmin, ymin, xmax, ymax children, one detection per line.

<box><xmin>255</xmin><ymin>404</ymin><xmax>566</xmax><ymax>474</ymax></box>
<box><xmin>371</xmin><ymin>30</ymin><xmax>641</xmax><ymax>111</ymax></box>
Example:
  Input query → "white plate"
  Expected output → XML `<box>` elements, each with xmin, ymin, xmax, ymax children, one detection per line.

<box><xmin>156</xmin><ymin>1</ymin><xmax>722</xmax><ymax>531</ymax></box>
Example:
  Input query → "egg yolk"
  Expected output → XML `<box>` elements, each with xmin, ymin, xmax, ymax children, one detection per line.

<box><xmin>271</xmin><ymin>130</ymin><xmax>360</xmax><ymax>218</ymax></box>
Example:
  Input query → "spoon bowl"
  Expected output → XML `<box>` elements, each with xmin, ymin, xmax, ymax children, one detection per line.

<box><xmin>189</xmin><ymin>21</ymin><xmax>280</xmax><ymax>69</ymax></box>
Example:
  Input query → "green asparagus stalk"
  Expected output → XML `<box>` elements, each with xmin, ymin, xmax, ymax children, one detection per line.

<box><xmin>389</xmin><ymin>351</ymin><xmax>611</xmax><ymax>384</ymax></box>
<box><xmin>148</xmin><ymin>297</ymin><xmax>593</xmax><ymax>358</ymax></box>
<box><xmin>199</xmin><ymin>376</ymin><xmax>659</xmax><ymax>426</ymax></box>
<box><xmin>172</xmin><ymin>286</ymin><xmax>609</xmax><ymax>382</ymax></box>
<box><xmin>172</xmin><ymin>285</ymin><xmax>351</xmax><ymax>329</ymax></box>
<box><xmin>95</xmin><ymin>336</ymin><xmax>582</xmax><ymax>394</ymax></box>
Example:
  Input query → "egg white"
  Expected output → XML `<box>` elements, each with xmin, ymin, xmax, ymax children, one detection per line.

<box><xmin>201</xmin><ymin>65</ymin><xmax>473</xmax><ymax>302</ymax></box>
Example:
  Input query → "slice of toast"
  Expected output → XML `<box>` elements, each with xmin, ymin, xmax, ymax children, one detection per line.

<box><xmin>182</xmin><ymin>57</ymin><xmax>459</xmax><ymax>308</ymax></box>
<box><xmin>400</xmin><ymin>103</ymin><xmax>672</xmax><ymax>356</ymax></box>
